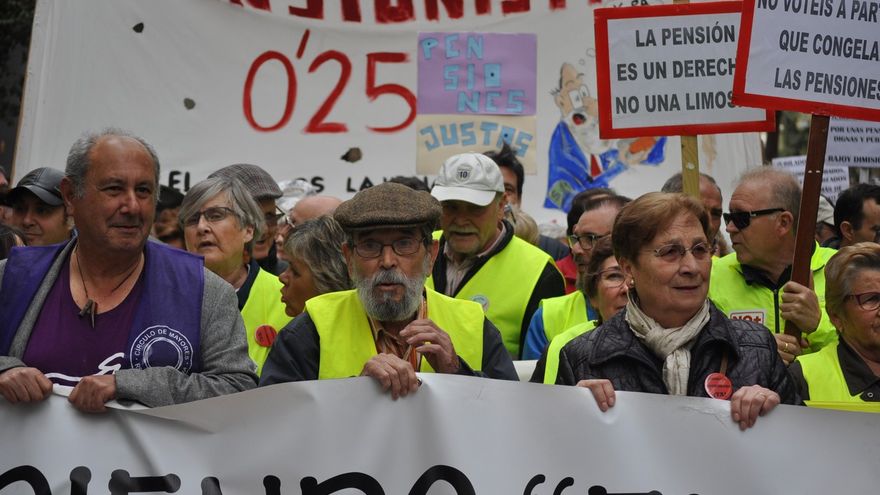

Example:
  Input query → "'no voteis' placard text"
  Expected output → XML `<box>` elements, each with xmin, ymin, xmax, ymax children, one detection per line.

<box><xmin>734</xmin><ymin>0</ymin><xmax>880</xmax><ymax>121</ymax></box>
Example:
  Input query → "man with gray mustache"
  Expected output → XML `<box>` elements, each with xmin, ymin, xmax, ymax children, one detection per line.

<box><xmin>427</xmin><ymin>153</ymin><xmax>566</xmax><ymax>359</ymax></box>
<box><xmin>260</xmin><ymin>183</ymin><xmax>517</xmax><ymax>397</ymax></box>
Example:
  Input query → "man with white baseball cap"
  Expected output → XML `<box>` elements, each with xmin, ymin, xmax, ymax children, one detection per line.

<box><xmin>428</xmin><ymin>153</ymin><xmax>565</xmax><ymax>359</ymax></box>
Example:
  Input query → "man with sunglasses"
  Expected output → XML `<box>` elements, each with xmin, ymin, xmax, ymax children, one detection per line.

<box><xmin>260</xmin><ymin>182</ymin><xmax>517</xmax><ymax>395</ymax></box>
<box><xmin>521</xmin><ymin>195</ymin><xmax>629</xmax><ymax>360</ymax></box>
<box><xmin>209</xmin><ymin>163</ymin><xmax>288</xmax><ymax>276</ymax></box>
<box><xmin>709</xmin><ymin>169</ymin><xmax>838</xmax><ymax>365</ymax></box>
<box><xmin>427</xmin><ymin>153</ymin><xmax>565</xmax><ymax>359</ymax></box>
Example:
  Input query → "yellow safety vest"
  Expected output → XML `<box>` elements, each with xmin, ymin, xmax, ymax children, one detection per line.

<box><xmin>307</xmin><ymin>288</ymin><xmax>484</xmax><ymax>379</ymax></box>
<box><xmin>540</xmin><ymin>291</ymin><xmax>588</xmax><ymax>344</ymax></box>
<box><xmin>709</xmin><ymin>245</ymin><xmax>837</xmax><ymax>353</ymax></box>
<box><xmin>241</xmin><ymin>267</ymin><xmax>292</xmax><ymax>376</ymax></box>
<box><xmin>798</xmin><ymin>341</ymin><xmax>880</xmax><ymax>412</ymax></box>
<box><xmin>543</xmin><ymin>320</ymin><xmax>597</xmax><ymax>384</ymax></box>
<box><xmin>427</xmin><ymin>233</ymin><xmax>554</xmax><ymax>357</ymax></box>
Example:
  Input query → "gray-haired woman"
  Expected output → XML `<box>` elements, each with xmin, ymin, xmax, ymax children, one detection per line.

<box><xmin>180</xmin><ymin>176</ymin><xmax>291</xmax><ymax>375</ymax></box>
<box><xmin>279</xmin><ymin>216</ymin><xmax>351</xmax><ymax>317</ymax></box>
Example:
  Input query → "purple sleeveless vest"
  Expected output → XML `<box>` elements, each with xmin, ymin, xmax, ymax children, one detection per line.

<box><xmin>0</xmin><ymin>241</ymin><xmax>205</xmax><ymax>373</ymax></box>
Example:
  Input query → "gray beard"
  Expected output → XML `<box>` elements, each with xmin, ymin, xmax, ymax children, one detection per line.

<box><xmin>355</xmin><ymin>257</ymin><xmax>430</xmax><ymax>322</ymax></box>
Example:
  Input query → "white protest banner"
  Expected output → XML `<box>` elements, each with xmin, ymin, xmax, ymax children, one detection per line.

<box><xmin>827</xmin><ymin>117</ymin><xmax>880</xmax><ymax>168</ymax></box>
<box><xmin>772</xmin><ymin>155</ymin><xmax>850</xmax><ymax>202</ymax></box>
<box><xmin>14</xmin><ymin>0</ymin><xmax>762</xmax><ymax>221</ymax></box>
<box><xmin>3</xmin><ymin>374</ymin><xmax>880</xmax><ymax>494</ymax></box>
<box><xmin>594</xmin><ymin>1</ymin><xmax>774</xmax><ymax>139</ymax></box>
<box><xmin>734</xmin><ymin>0</ymin><xmax>880</xmax><ymax>121</ymax></box>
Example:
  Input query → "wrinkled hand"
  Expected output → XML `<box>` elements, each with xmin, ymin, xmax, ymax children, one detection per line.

<box><xmin>400</xmin><ymin>319</ymin><xmax>460</xmax><ymax>374</ymax></box>
<box><xmin>68</xmin><ymin>375</ymin><xmax>116</xmax><ymax>413</ymax></box>
<box><xmin>730</xmin><ymin>385</ymin><xmax>780</xmax><ymax>431</ymax></box>
<box><xmin>576</xmin><ymin>379</ymin><xmax>616</xmax><ymax>412</ymax></box>
<box><xmin>361</xmin><ymin>354</ymin><xmax>419</xmax><ymax>400</ymax></box>
<box><xmin>780</xmin><ymin>281</ymin><xmax>821</xmax><ymax>334</ymax></box>
<box><xmin>774</xmin><ymin>333</ymin><xmax>809</xmax><ymax>365</ymax></box>
<box><xmin>0</xmin><ymin>367</ymin><xmax>53</xmax><ymax>404</ymax></box>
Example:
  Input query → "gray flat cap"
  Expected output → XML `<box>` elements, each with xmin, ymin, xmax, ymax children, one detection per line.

<box><xmin>335</xmin><ymin>182</ymin><xmax>441</xmax><ymax>231</ymax></box>
<box><xmin>208</xmin><ymin>163</ymin><xmax>282</xmax><ymax>200</ymax></box>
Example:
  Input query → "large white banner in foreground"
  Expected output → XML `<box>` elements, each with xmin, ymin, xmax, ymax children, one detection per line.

<box><xmin>2</xmin><ymin>375</ymin><xmax>879</xmax><ymax>494</ymax></box>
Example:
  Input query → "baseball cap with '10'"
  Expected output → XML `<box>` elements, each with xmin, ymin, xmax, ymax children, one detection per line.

<box><xmin>430</xmin><ymin>153</ymin><xmax>504</xmax><ymax>207</ymax></box>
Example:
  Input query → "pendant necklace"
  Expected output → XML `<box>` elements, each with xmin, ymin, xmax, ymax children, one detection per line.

<box><xmin>74</xmin><ymin>247</ymin><xmax>141</xmax><ymax>328</ymax></box>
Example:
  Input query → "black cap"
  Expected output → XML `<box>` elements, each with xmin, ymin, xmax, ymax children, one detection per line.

<box><xmin>158</xmin><ymin>185</ymin><xmax>185</xmax><ymax>210</ymax></box>
<box><xmin>8</xmin><ymin>167</ymin><xmax>65</xmax><ymax>206</ymax></box>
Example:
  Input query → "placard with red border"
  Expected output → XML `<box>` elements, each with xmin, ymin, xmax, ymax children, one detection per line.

<box><xmin>733</xmin><ymin>0</ymin><xmax>880</xmax><ymax>122</ymax></box>
<box><xmin>594</xmin><ymin>1</ymin><xmax>774</xmax><ymax>139</ymax></box>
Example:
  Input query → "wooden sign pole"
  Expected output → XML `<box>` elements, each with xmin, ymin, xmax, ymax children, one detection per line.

<box><xmin>784</xmin><ymin>114</ymin><xmax>829</xmax><ymax>337</ymax></box>
<box><xmin>680</xmin><ymin>134</ymin><xmax>700</xmax><ymax>199</ymax></box>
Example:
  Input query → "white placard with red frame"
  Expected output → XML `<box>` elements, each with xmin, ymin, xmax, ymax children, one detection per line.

<box><xmin>733</xmin><ymin>0</ymin><xmax>880</xmax><ymax>121</ymax></box>
<box><xmin>594</xmin><ymin>1</ymin><xmax>774</xmax><ymax>139</ymax></box>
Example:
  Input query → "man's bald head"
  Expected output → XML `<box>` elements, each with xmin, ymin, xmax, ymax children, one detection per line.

<box><xmin>291</xmin><ymin>195</ymin><xmax>343</xmax><ymax>225</ymax></box>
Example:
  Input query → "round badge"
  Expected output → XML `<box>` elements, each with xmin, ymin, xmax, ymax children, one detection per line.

<box><xmin>255</xmin><ymin>325</ymin><xmax>278</xmax><ymax>348</ymax></box>
<box><xmin>704</xmin><ymin>372</ymin><xmax>733</xmax><ymax>400</ymax></box>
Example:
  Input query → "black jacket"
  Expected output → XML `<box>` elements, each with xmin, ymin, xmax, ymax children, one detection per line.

<box><xmin>556</xmin><ymin>303</ymin><xmax>800</xmax><ymax>405</ymax></box>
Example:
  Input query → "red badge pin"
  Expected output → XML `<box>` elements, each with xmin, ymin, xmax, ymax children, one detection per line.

<box><xmin>255</xmin><ymin>325</ymin><xmax>277</xmax><ymax>348</ymax></box>
<box><xmin>704</xmin><ymin>372</ymin><xmax>733</xmax><ymax>400</ymax></box>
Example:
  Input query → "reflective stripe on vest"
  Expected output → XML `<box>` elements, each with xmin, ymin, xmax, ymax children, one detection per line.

<box><xmin>427</xmin><ymin>235</ymin><xmax>553</xmax><ymax>357</ymax></box>
<box><xmin>540</xmin><ymin>291</ymin><xmax>588</xmax><ymax>344</ymax></box>
<box><xmin>543</xmin><ymin>320</ymin><xmax>597</xmax><ymax>384</ymax></box>
<box><xmin>240</xmin><ymin>268</ymin><xmax>292</xmax><ymax>376</ymax></box>
<box><xmin>307</xmin><ymin>289</ymin><xmax>484</xmax><ymax>379</ymax></box>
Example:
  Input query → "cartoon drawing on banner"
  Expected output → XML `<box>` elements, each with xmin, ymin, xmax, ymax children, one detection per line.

<box><xmin>545</xmin><ymin>62</ymin><xmax>667</xmax><ymax>211</ymax></box>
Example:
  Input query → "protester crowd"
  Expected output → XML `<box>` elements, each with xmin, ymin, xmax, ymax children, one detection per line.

<box><xmin>1</xmin><ymin>129</ymin><xmax>878</xmax><ymax>423</ymax></box>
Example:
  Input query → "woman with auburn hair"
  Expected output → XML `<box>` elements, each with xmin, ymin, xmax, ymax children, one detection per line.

<box><xmin>556</xmin><ymin>192</ymin><xmax>798</xmax><ymax>430</ymax></box>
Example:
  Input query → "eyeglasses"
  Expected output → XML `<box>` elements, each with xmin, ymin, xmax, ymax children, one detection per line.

<box><xmin>264</xmin><ymin>206</ymin><xmax>287</xmax><ymax>227</ymax></box>
<box><xmin>709</xmin><ymin>207</ymin><xmax>723</xmax><ymax>219</ymax></box>
<box><xmin>594</xmin><ymin>267</ymin><xmax>626</xmax><ymax>288</ymax></box>
<box><xmin>568</xmin><ymin>233</ymin><xmax>608</xmax><ymax>251</ymax></box>
<box><xmin>722</xmin><ymin>208</ymin><xmax>785</xmax><ymax>230</ymax></box>
<box><xmin>353</xmin><ymin>238</ymin><xmax>424</xmax><ymax>258</ymax></box>
<box><xmin>846</xmin><ymin>292</ymin><xmax>880</xmax><ymax>311</ymax></box>
<box><xmin>650</xmin><ymin>241</ymin><xmax>713</xmax><ymax>263</ymax></box>
<box><xmin>184</xmin><ymin>206</ymin><xmax>236</xmax><ymax>227</ymax></box>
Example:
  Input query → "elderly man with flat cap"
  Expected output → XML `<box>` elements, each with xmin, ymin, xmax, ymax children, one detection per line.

<box><xmin>260</xmin><ymin>182</ymin><xmax>517</xmax><ymax>397</ymax></box>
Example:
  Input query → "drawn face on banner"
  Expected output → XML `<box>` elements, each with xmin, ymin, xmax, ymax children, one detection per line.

<box><xmin>554</xmin><ymin>63</ymin><xmax>608</xmax><ymax>155</ymax></box>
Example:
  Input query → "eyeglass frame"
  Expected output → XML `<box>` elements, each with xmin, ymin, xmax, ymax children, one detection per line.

<box><xmin>568</xmin><ymin>232</ymin><xmax>609</xmax><ymax>251</ymax></box>
<box><xmin>647</xmin><ymin>241</ymin><xmax>714</xmax><ymax>263</ymax></box>
<box><xmin>722</xmin><ymin>208</ymin><xmax>785</xmax><ymax>230</ymax></box>
<box><xmin>845</xmin><ymin>292</ymin><xmax>880</xmax><ymax>312</ymax></box>
<box><xmin>592</xmin><ymin>267</ymin><xmax>626</xmax><ymax>288</ymax></box>
<box><xmin>264</xmin><ymin>206</ymin><xmax>288</xmax><ymax>228</ymax></box>
<box><xmin>351</xmin><ymin>237</ymin><xmax>427</xmax><ymax>259</ymax></box>
<box><xmin>183</xmin><ymin>206</ymin><xmax>238</xmax><ymax>227</ymax></box>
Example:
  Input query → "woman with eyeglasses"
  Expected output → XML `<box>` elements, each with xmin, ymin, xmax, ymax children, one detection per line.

<box><xmin>279</xmin><ymin>216</ymin><xmax>352</xmax><ymax>317</ymax></box>
<box><xmin>789</xmin><ymin>244</ymin><xmax>880</xmax><ymax>412</ymax></box>
<box><xmin>555</xmin><ymin>193</ymin><xmax>798</xmax><ymax>430</ymax></box>
<box><xmin>531</xmin><ymin>235</ymin><xmax>628</xmax><ymax>384</ymax></box>
<box><xmin>179</xmin><ymin>176</ymin><xmax>291</xmax><ymax>375</ymax></box>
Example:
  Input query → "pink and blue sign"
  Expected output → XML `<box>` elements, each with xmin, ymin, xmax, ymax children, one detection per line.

<box><xmin>417</xmin><ymin>32</ymin><xmax>536</xmax><ymax>116</ymax></box>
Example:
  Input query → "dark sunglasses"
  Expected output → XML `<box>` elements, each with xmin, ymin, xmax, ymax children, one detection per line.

<box><xmin>723</xmin><ymin>208</ymin><xmax>785</xmax><ymax>230</ymax></box>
